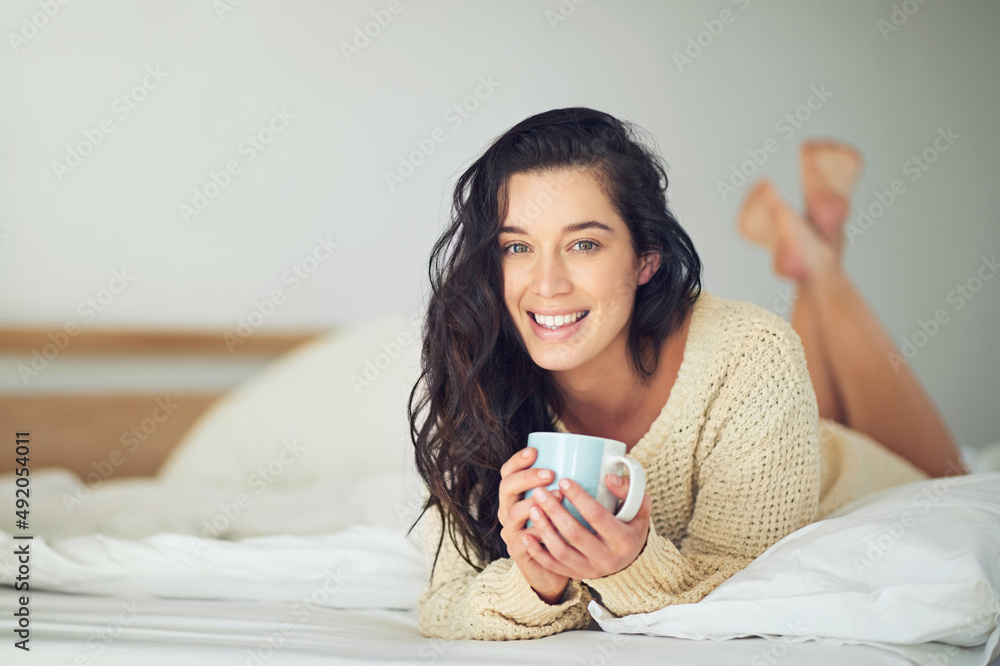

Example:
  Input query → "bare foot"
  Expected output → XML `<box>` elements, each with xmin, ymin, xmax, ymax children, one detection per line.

<box><xmin>800</xmin><ymin>140</ymin><xmax>863</xmax><ymax>257</ymax></box>
<box><xmin>738</xmin><ymin>179</ymin><xmax>837</xmax><ymax>283</ymax></box>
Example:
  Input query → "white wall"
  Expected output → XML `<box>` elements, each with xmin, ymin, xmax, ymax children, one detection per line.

<box><xmin>2</xmin><ymin>0</ymin><xmax>998</xmax><ymax>447</ymax></box>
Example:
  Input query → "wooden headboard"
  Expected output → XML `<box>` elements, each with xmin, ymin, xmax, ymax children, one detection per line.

<box><xmin>0</xmin><ymin>327</ymin><xmax>320</xmax><ymax>480</ymax></box>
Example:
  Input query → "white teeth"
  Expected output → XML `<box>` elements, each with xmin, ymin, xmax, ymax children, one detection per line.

<box><xmin>533</xmin><ymin>310</ymin><xmax>588</xmax><ymax>329</ymax></box>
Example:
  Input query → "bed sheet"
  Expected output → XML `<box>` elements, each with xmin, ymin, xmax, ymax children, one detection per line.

<box><xmin>3</xmin><ymin>444</ymin><xmax>997</xmax><ymax>665</ymax></box>
<box><xmin>3</xmin><ymin>588</ymin><xmax>926</xmax><ymax>666</ymax></box>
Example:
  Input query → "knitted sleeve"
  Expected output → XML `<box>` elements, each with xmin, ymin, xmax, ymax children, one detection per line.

<box><xmin>416</xmin><ymin>503</ymin><xmax>595</xmax><ymax>640</ymax></box>
<box><xmin>582</xmin><ymin>315</ymin><xmax>821</xmax><ymax>616</ymax></box>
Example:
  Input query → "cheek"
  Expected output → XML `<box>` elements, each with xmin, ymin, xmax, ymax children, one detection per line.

<box><xmin>593</xmin><ymin>276</ymin><xmax>639</xmax><ymax>323</ymax></box>
<box><xmin>502</xmin><ymin>277</ymin><xmax>522</xmax><ymax>322</ymax></box>
<box><xmin>502</xmin><ymin>266</ymin><xmax>528</xmax><ymax>305</ymax></box>
<box><xmin>587</xmin><ymin>262</ymin><xmax>634</xmax><ymax>303</ymax></box>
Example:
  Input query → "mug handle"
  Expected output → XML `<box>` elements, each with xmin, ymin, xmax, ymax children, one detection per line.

<box><xmin>604</xmin><ymin>454</ymin><xmax>646</xmax><ymax>523</ymax></box>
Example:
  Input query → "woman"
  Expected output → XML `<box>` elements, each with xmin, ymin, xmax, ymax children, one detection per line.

<box><xmin>407</xmin><ymin>107</ymin><xmax>967</xmax><ymax>641</ymax></box>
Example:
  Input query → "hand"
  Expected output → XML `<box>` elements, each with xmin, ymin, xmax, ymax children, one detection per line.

<box><xmin>498</xmin><ymin>447</ymin><xmax>570</xmax><ymax>603</ymax></box>
<box><xmin>520</xmin><ymin>472</ymin><xmax>652</xmax><ymax>581</ymax></box>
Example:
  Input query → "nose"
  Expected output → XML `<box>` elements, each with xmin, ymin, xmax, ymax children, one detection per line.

<box><xmin>531</xmin><ymin>252</ymin><xmax>572</xmax><ymax>298</ymax></box>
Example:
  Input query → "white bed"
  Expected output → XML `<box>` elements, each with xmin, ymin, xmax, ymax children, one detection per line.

<box><xmin>3</xmin><ymin>469</ymin><xmax>997</xmax><ymax>666</ymax></box>
<box><xmin>5</xmin><ymin>590</ymin><xmax>923</xmax><ymax>666</ymax></box>
<box><xmin>3</xmin><ymin>313</ymin><xmax>998</xmax><ymax>666</ymax></box>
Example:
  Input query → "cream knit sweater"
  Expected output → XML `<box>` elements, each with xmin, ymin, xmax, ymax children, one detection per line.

<box><xmin>417</xmin><ymin>290</ymin><xmax>929</xmax><ymax>641</ymax></box>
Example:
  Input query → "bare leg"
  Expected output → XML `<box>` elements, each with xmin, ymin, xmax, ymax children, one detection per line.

<box><xmin>791</xmin><ymin>290</ymin><xmax>845</xmax><ymax>423</ymax></box>
<box><xmin>802</xmin><ymin>269</ymin><xmax>966</xmax><ymax>478</ymax></box>
<box><xmin>792</xmin><ymin>140</ymin><xmax>862</xmax><ymax>425</ymax></box>
<box><xmin>738</xmin><ymin>167</ymin><xmax>967</xmax><ymax>478</ymax></box>
<box><xmin>739</xmin><ymin>179</ymin><xmax>843</xmax><ymax>422</ymax></box>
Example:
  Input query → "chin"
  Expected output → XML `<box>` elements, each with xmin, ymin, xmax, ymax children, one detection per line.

<box><xmin>530</xmin><ymin>357</ymin><xmax>575</xmax><ymax>373</ymax></box>
<box><xmin>525</xmin><ymin>344</ymin><xmax>588</xmax><ymax>372</ymax></box>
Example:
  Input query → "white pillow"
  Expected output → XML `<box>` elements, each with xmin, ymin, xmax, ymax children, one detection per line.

<box><xmin>158</xmin><ymin>312</ymin><xmax>426</xmax><ymax>518</ymax></box>
<box><xmin>591</xmin><ymin>473</ymin><xmax>1000</xmax><ymax>666</ymax></box>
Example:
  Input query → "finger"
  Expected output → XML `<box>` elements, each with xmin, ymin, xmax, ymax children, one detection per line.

<box><xmin>605</xmin><ymin>473</ymin><xmax>630</xmax><ymax>498</ymax></box>
<box><xmin>500</xmin><ymin>447</ymin><xmax>535</xmax><ymax>480</ymax></box>
<box><xmin>526</xmin><ymin>502</ymin><xmax>584</xmax><ymax>573</ymax></box>
<box><xmin>508</xmin><ymin>490</ymin><xmax>553</xmax><ymax>533</ymax></box>
<box><xmin>520</xmin><ymin>533</ymin><xmax>576</xmax><ymax>579</ymax></box>
<box><xmin>638</xmin><ymin>492</ymin><xmax>652</xmax><ymax>519</ymax></box>
<box><xmin>554</xmin><ymin>480</ymin><xmax>620</xmax><ymax>545</ymax></box>
<box><xmin>499</xmin><ymin>466</ymin><xmax>555</xmax><ymax>523</ymax></box>
<box><xmin>534</xmin><ymin>486</ymin><xmax>602</xmax><ymax>554</ymax></box>
<box><xmin>512</xmin><ymin>468</ymin><xmax>555</xmax><ymax>505</ymax></box>
<box><xmin>506</xmin><ymin>464</ymin><xmax>556</xmax><ymax>498</ymax></box>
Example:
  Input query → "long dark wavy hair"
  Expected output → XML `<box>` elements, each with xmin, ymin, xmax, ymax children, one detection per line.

<box><xmin>405</xmin><ymin>107</ymin><xmax>702</xmax><ymax>580</ymax></box>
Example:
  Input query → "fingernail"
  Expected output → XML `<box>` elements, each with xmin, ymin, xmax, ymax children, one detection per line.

<box><xmin>558</xmin><ymin>479</ymin><xmax>570</xmax><ymax>490</ymax></box>
<box><xmin>522</xmin><ymin>449</ymin><xmax>532</xmax><ymax>458</ymax></box>
<box><xmin>530</xmin><ymin>507</ymin><xmax>540</xmax><ymax>520</ymax></box>
<box><xmin>536</xmin><ymin>488</ymin><xmax>549</xmax><ymax>501</ymax></box>
<box><xmin>609</xmin><ymin>475</ymin><xmax>621</xmax><ymax>486</ymax></box>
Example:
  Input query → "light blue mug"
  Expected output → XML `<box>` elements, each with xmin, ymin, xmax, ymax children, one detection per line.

<box><xmin>524</xmin><ymin>432</ymin><xmax>646</xmax><ymax>533</ymax></box>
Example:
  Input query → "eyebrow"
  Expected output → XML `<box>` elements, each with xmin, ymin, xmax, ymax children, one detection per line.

<box><xmin>498</xmin><ymin>221</ymin><xmax>615</xmax><ymax>236</ymax></box>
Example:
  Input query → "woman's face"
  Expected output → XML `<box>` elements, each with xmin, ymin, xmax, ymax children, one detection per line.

<box><xmin>498</xmin><ymin>168</ymin><xmax>659</xmax><ymax>374</ymax></box>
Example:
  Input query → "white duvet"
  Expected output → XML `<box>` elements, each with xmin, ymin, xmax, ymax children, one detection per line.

<box><xmin>593</xmin><ymin>472</ymin><xmax>1000</xmax><ymax>666</ymax></box>
<box><xmin>2</xmin><ymin>468</ymin><xmax>998</xmax><ymax>666</ymax></box>
<box><xmin>0</xmin><ymin>466</ymin><xmax>429</xmax><ymax>610</ymax></box>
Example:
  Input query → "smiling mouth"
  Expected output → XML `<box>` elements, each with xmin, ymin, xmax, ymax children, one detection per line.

<box><xmin>529</xmin><ymin>310</ymin><xmax>590</xmax><ymax>330</ymax></box>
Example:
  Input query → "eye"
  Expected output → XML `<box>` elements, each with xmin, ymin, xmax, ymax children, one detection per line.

<box><xmin>573</xmin><ymin>240</ymin><xmax>599</xmax><ymax>252</ymax></box>
<box><xmin>502</xmin><ymin>242</ymin><xmax>529</xmax><ymax>255</ymax></box>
